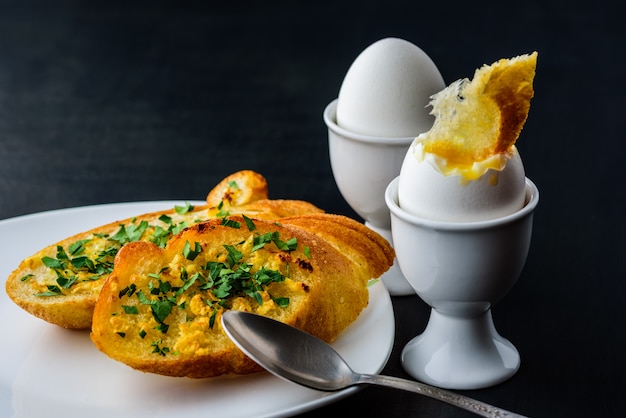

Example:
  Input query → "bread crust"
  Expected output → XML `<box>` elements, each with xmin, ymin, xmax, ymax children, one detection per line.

<box><xmin>91</xmin><ymin>215</ymin><xmax>393</xmax><ymax>378</ymax></box>
<box><xmin>480</xmin><ymin>53</ymin><xmax>537</xmax><ymax>154</ymax></box>
<box><xmin>5</xmin><ymin>171</ymin><xmax>323</xmax><ymax>329</ymax></box>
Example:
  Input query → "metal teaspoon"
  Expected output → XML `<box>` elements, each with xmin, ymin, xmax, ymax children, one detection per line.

<box><xmin>221</xmin><ymin>311</ymin><xmax>527</xmax><ymax>418</ymax></box>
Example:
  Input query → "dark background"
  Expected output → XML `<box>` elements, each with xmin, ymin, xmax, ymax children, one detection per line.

<box><xmin>0</xmin><ymin>0</ymin><xmax>623</xmax><ymax>416</ymax></box>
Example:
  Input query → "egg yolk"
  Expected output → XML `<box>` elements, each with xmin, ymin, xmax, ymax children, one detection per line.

<box><xmin>413</xmin><ymin>137</ymin><xmax>513</xmax><ymax>184</ymax></box>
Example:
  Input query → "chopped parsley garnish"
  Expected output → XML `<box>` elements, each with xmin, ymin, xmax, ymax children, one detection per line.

<box><xmin>34</xmin><ymin>202</ymin><xmax>204</xmax><ymax>297</ymax></box>
<box><xmin>216</xmin><ymin>201</ymin><xmax>229</xmax><ymax>218</ymax></box>
<box><xmin>183</xmin><ymin>241</ymin><xmax>202</xmax><ymax>260</ymax></box>
<box><xmin>20</xmin><ymin>274</ymin><xmax>34</xmax><ymax>282</ymax></box>
<box><xmin>36</xmin><ymin>243</ymin><xmax>118</xmax><ymax>297</ymax></box>
<box><xmin>252</xmin><ymin>231</ymin><xmax>298</xmax><ymax>252</ymax></box>
<box><xmin>111</xmin><ymin>220</ymin><xmax>150</xmax><ymax>244</ymax></box>
<box><xmin>41</xmin><ymin>256</ymin><xmax>64</xmax><ymax>270</ymax></box>
<box><xmin>57</xmin><ymin>275</ymin><xmax>78</xmax><ymax>289</ymax></box>
<box><xmin>270</xmin><ymin>294</ymin><xmax>290</xmax><ymax>307</ymax></box>
<box><xmin>34</xmin><ymin>285</ymin><xmax>63</xmax><ymax>297</ymax></box>
<box><xmin>122</xmin><ymin>305</ymin><xmax>139</xmax><ymax>315</ymax></box>
<box><xmin>114</xmin><ymin>227</ymin><xmax>298</xmax><ymax>355</ymax></box>
<box><xmin>150</xmin><ymin>339</ymin><xmax>172</xmax><ymax>356</ymax></box>
<box><xmin>68</xmin><ymin>239</ymin><xmax>90</xmax><ymax>256</ymax></box>
<box><xmin>242</xmin><ymin>214</ymin><xmax>255</xmax><ymax>231</ymax></box>
<box><xmin>174</xmin><ymin>201</ymin><xmax>194</xmax><ymax>215</ymax></box>
<box><xmin>220</xmin><ymin>218</ymin><xmax>241</xmax><ymax>229</ymax></box>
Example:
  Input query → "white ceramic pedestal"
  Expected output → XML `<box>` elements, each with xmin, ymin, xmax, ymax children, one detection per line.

<box><xmin>402</xmin><ymin>310</ymin><xmax>520</xmax><ymax>389</ymax></box>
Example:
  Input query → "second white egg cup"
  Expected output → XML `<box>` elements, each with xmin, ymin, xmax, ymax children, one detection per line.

<box><xmin>324</xmin><ymin>99</ymin><xmax>415</xmax><ymax>296</ymax></box>
<box><xmin>385</xmin><ymin>176</ymin><xmax>539</xmax><ymax>389</ymax></box>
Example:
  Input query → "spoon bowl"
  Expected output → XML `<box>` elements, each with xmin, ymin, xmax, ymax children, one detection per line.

<box><xmin>221</xmin><ymin>310</ymin><xmax>527</xmax><ymax>418</ymax></box>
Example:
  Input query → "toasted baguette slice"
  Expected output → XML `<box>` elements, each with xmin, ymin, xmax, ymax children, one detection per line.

<box><xmin>422</xmin><ymin>52</ymin><xmax>537</xmax><ymax>166</ymax></box>
<box><xmin>5</xmin><ymin>170</ymin><xmax>323</xmax><ymax>329</ymax></box>
<box><xmin>90</xmin><ymin>214</ymin><xmax>394</xmax><ymax>378</ymax></box>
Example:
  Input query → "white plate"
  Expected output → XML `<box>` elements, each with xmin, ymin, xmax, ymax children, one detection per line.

<box><xmin>0</xmin><ymin>202</ymin><xmax>395</xmax><ymax>418</ymax></box>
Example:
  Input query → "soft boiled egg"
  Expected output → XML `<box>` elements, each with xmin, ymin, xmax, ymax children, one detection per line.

<box><xmin>336</xmin><ymin>38</ymin><xmax>445</xmax><ymax>138</ymax></box>
<box><xmin>398</xmin><ymin>139</ymin><xmax>526</xmax><ymax>222</ymax></box>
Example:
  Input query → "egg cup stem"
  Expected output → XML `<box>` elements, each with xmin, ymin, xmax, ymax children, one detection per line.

<box><xmin>402</xmin><ymin>309</ymin><xmax>519</xmax><ymax>390</ymax></box>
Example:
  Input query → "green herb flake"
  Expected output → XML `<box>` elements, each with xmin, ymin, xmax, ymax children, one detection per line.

<box><xmin>270</xmin><ymin>294</ymin><xmax>290</xmax><ymax>307</ymax></box>
<box><xmin>20</xmin><ymin>274</ymin><xmax>34</xmax><ymax>282</ymax></box>
<box><xmin>174</xmin><ymin>201</ymin><xmax>194</xmax><ymax>215</ymax></box>
<box><xmin>68</xmin><ymin>239</ymin><xmax>91</xmax><ymax>256</ymax></box>
<box><xmin>41</xmin><ymin>256</ymin><xmax>65</xmax><ymax>270</ymax></box>
<box><xmin>183</xmin><ymin>241</ymin><xmax>202</xmax><ymax>261</ymax></box>
<box><xmin>159</xmin><ymin>214</ymin><xmax>172</xmax><ymax>224</ymax></box>
<box><xmin>57</xmin><ymin>276</ymin><xmax>77</xmax><ymax>289</ymax></box>
<box><xmin>252</xmin><ymin>231</ymin><xmax>297</xmax><ymax>252</ymax></box>
<box><xmin>35</xmin><ymin>285</ymin><xmax>63</xmax><ymax>297</ymax></box>
<box><xmin>150</xmin><ymin>339</ymin><xmax>171</xmax><ymax>356</ymax></box>
<box><xmin>122</xmin><ymin>305</ymin><xmax>139</xmax><ymax>315</ymax></box>
<box><xmin>242</xmin><ymin>214</ymin><xmax>256</xmax><ymax>231</ymax></box>
<box><xmin>275</xmin><ymin>237</ymin><xmax>297</xmax><ymax>252</ymax></box>
<box><xmin>223</xmin><ymin>245</ymin><xmax>243</xmax><ymax>267</ymax></box>
<box><xmin>175</xmin><ymin>271</ymin><xmax>201</xmax><ymax>297</ymax></box>
<box><xmin>119</xmin><ymin>283</ymin><xmax>137</xmax><ymax>298</ymax></box>
<box><xmin>367</xmin><ymin>278</ymin><xmax>380</xmax><ymax>288</ymax></box>
<box><xmin>149</xmin><ymin>225</ymin><xmax>170</xmax><ymax>248</ymax></box>
<box><xmin>170</xmin><ymin>221</ymin><xmax>189</xmax><ymax>235</ymax></box>
<box><xmin>149</xmin><ymin>299</ymin><xmax>173</xmax><ymax>324</ymax></box>
<box><xmin>55</xmin><ymin>246</ymin><xmax>69</xmax><ymax>261</ymax></box>
<box><xmin>208</xmin><ymin>308</ymin><xmax>217</xmax><ymax>329</ymax></box>
<box><xmin>110</xmin><ymin>221</ymin><xmax>149</xmax><ymax>245</ymax></box>
<box><xmin>221</xmin><ymin>218</ymin><xmax>241</xmax><ymax>229</ymax></box>
<box><xmin>248</xmin><ymin>291</ymin><xmax>263</xmax><ymax>305</ymax></box>
<box><xmin>127</xmin><ymin>221</ymin><xmax>149</xmax><ymax>242</ymax></box>
<box><xmin>70</xmin><ymin>256</ymin><xmax>95</xmax><ymax>271</ymax></box>
<box><xmin>252</xmin><ymin>232</ymin><xmax>274</xmax><ymax>252</ymax></box>
<box><xmin>155</xmin><ymin>323</ymin><xmax>170</xmax><ymax>334</ymax></box>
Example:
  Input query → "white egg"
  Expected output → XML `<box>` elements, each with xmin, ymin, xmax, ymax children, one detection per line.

<box><xmin>398</xmin><ymin>141</ymin><xmax>526</xmax><ymax>222</ymax></box>
<box><xmin>336</xmin><ymin>38</ymin><xmax>445</xmax><ymax>138</ymax></box>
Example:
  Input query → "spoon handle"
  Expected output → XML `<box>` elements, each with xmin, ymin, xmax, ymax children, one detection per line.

<box><xmin>357</xmin><ymin>374</ymin><xmax>527</xmax><ymax>418</ymax></box>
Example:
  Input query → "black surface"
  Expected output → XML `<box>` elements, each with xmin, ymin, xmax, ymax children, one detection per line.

<box><xmin>1</xmin><ymin>1</ymin><xmax>624</xmax><ymax>416</ymax></box>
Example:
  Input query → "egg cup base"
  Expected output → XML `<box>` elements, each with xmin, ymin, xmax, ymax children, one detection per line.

<box><xmin>401</xmin><ymin>309</ymin><xmax>520</xmax><ymax>390</ymax></box>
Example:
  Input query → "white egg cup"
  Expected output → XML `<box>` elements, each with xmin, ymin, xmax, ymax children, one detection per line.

<box><xmin>324</xmin><ymin>99</ymin><xmax>415</xmax><ymax>296</ymax></box>
<box><xmin>385</xmin><ymin>176</ymin><xmax>539</xmax><ymax>389</ymax></box>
